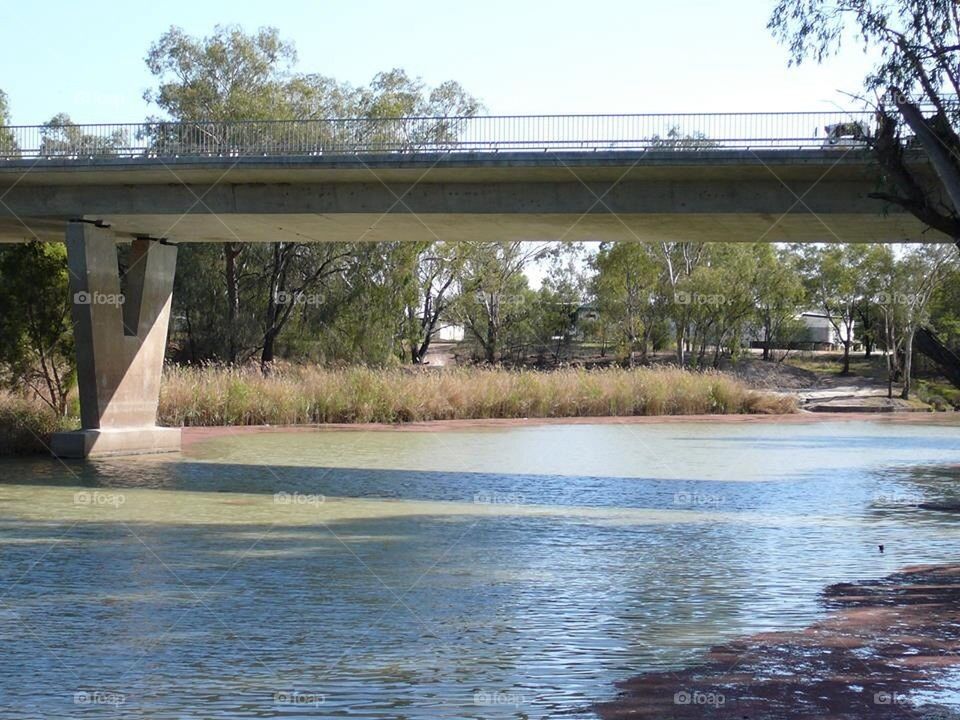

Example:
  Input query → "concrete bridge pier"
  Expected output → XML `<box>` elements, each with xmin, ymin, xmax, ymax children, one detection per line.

<box><xmin>51</xmin><ymin>222</ymin><xmax>181</xmax><ymax>458</ymax></box>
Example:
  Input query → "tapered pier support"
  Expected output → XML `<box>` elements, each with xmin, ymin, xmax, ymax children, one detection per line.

<box><xmin>51</xmin><ymin>222</ymin><xmax>180</xmax><ymax>458</ymax></box>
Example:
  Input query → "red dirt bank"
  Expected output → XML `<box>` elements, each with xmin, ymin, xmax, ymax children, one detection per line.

<box><xmin>180</xmin><ymin>411</ymin><xmax>960</xmax><ymax>450</ymax></box>
<box><xmin>595</xmin><ymin>563</ymin><xmax>960</xmax><ymax>720</ymax></box>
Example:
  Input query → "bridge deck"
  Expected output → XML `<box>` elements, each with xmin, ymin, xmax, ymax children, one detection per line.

<box><xmin>0</xmin><ymin>149</ymin><xmax>940</xmax><ymax>245</ymax></box>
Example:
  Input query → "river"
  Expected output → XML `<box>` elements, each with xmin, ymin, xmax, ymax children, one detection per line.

<box><xmin>1</xmin><ymin>419</ymin><xmax>959</xmax><ymax>718</ymax></box>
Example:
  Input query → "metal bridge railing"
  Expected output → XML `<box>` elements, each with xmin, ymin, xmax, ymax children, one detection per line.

<box><xmin>0</xmin><ymin>111</ymin><xmax>880</xmax><ymax>161</ymax></box>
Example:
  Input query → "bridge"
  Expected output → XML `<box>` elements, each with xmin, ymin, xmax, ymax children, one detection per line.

<box><xmin>0</xmin><ymin>111</ymin><xmax>945</xmax><ymax>457</ymax></box>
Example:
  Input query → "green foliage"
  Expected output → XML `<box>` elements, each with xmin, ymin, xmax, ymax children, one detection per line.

<box><xmin>593</xmin><ymin>242</ymin><xmax>661</xmax><ymax>363</ymax></box>
<box><xmin>40</xmin><ymin>113</ymin><xmax>126</xmax><ymax>157</ymax></box>
<box><xmin>452</xmin><ymin>242</ymin><xmax>545</xmax><ymax>363</ymax></box>
<box><xmin>144</xmin><ymin>26</ymin><xmax>483</xmax><ymax>368</ymax></box>
<box><xmin>929</xmin><ymin>263</ymin><xmax>960</xmax><ymax>345</ymax></box>
<box><xmin>145</xmin><ymin>25</ymin><xmax>300</xmax><ymax>121</ymax></box>
<box><xmin>0</xmin><ymin>88</ymin><xmax>16</xmax><ymax>156</ymax></box>
<box><xmin>769</xmin><ymin>0</ymin><xmax>959</xmax><ymax>100</ymax></box>
<box><xmin>0</xmin><ymin>394</ymin><xmax>69</xmax><ymax>455</ymax></box>
<box><xmin>0</xmin><ymin>242</ymin><xmax>75</xmax><ymax>414</ymax></box>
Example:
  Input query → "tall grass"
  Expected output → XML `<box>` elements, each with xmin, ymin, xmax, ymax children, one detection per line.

<box><xmin>0</xmin><ymin>393</ymin><xmax>69</xmax><ymax>455</ymax></box>
<box><xmin>159</xmin><ymin>365</ymin><xmax>796</xmax><ymax>426</ymax></box>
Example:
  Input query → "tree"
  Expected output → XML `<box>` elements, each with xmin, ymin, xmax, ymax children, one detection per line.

<box><xmin>687</xmin><ymin>244</ymin><xmax>761</xmax><ymax>368</ymax></box>
<box><xmin>39</xmin><ymin>113</ymin><xmax>125</xmax><ymax>157</ymax></box>
<box><xmin>0</xmin><ymin>243</ymin><xmax>74</xmax><ymax>415</ymax></box>
<box><xmin>657</xmin><ymin>241</ymin><xmax>706</xmax><ymax>365</ymax></box>
<box><xmin>145</xmin><ymin>25</ymin><xmax>305</xmax><ymax>362</ymax></box>
<box><xmin>0</xmin><ymin>89</ymin><xmax>16</xmax><ymax>157</ymax></box>
<box><xmin>754</xmin><ymin>245</ymin><xmax>806</xmax><ymax>362</ymax></box>
<box><xmin>144</xmin><ymin>26</ymin><xmax>481</xmax><ymax>368</ymax></box>
<box><xmin>770</xmin><ymin>0</ymin><xmax>960</xmax><ymax>245</ymax></box>
<box><xmin>406</xmin><ymin>242</ymin><xmax>463</xmax><ymax>364</ymax></box>
<box><xmin>145</xmin><ymin>25</ymin><xmax>299</xmax><ymax>124</ymax></box>
<box><xmin>851</xmin><ymin>245</ymin><xmax>891</xmax><ymax>358</ymax></box>
<box><xmin>593</xmin><ymin>242</ymin><xmax>661</xmax><ymax>365</ymax></box>
<box><xmin>798</xmin><ymin>245</ymin><xmax>863</xmax><ymax>374</ymax></box>
<box><xmin>878</xmin><ymin>245</ymin><xmax>955</xmax><ymax>398</ymax></box>
<box><xmin>454</xmin><ymin>242</ymin><xmax>547</xmax><ymax>363</ymax></box>
<box><xmin>529</xmin><ymin>246</ymin><xmax>589</xmax><ymax>365</ymax></box>
<box><xmin>258</xmin><ymin>243</ymin><xmax>355</xmax><ymax>371</ymax></box>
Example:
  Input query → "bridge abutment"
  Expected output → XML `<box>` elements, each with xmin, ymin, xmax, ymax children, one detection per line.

<box><xmin>51</xmin><ymin>222</ymin><xmax>180</xmax><ymax>458</ymax></box>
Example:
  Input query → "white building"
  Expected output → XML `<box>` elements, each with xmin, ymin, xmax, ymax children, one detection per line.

<box><xmin>798</xmin><ymin>311</ymin><xmax>854</xmax><ymax>349</ymax></box>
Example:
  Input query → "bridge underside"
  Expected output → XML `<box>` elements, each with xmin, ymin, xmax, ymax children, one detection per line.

<box><xmin>0</xmin><ymin>151</ymin><xmax>950</xmax><ymax>244</ymax></box>
<box><xmin>0</xmin><ymin>212</ymin><xmax>935</xmax><ymax>245</ymax></box>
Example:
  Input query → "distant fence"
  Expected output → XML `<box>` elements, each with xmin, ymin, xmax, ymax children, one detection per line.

<box><xmin>0</xmin><ymin>111</ymin><xmax>883</xmax><ymax>160</ymax></box>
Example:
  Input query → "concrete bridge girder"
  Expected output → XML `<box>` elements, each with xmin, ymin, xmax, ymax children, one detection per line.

<box><xmin>0</xmin><ymin>151</ymin><xmax>949</xmax><ymax>245</ymax></box>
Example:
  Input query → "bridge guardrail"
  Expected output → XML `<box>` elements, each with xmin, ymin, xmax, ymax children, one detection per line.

<box><xmin>0</xmin><ymin>111</ymin><xmax>886</xmax><ymax>161</ymax></box>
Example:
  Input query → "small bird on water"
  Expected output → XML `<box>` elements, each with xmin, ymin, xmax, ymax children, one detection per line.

<box><xmin>879</xmin><ymin>544</ymin><xmax>885</xmax><ymax>553</ymax></box>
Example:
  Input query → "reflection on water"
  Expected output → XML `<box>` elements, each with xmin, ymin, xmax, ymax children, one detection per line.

<box><xmin>0</xmin><ymin>420</ymin><xmax>959</xmax><ymax>719</ymax></box>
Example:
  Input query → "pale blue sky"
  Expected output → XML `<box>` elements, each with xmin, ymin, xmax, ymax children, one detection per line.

<box><xmin>1</xmin><ymin>0</ymin><xmax>876</xmax><ymax>125</ymax></box>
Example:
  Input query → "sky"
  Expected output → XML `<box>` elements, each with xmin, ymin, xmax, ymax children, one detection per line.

<box><xmin>0</xmin><ymin>0</ymin><xmax>878</xmax><ymax>125</ymax></box>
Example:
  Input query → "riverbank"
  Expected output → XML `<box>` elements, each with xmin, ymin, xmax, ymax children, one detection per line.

<box><xmin>0</xmin><ymin>365</ymin><xmax>794</xmax><ymax>455</ymax></box>
<box><xmin>595</xmin><ymin>563</ymin><xmax>960</xmax><ymax>719</ymax></box>
<box><xmin>0</xmin><ymin>394</ymin><xmax>68</xmax><ymax>455</ymax></box>
<box><xmin>178</xmin><ymin>410</ymin><xmax>960</xmax><ymax>451</ymax></box>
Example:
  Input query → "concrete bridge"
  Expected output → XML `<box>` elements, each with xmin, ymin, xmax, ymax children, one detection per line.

<box><xmin>0</xmin><ymin>111</ymin><xmax>946</xmax><ymax>457</ymax></box>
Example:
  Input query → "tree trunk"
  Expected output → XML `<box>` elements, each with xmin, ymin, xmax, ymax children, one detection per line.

<box><xmin>675</xmin><ymin>326</ymin><xmax>685</xmax><ymax>366</ymax></box>
<box><xmin>486</xmin><ymin>321</ymin><xmax>498</xmax><ymax>364</ymax></box>
<box><xmin>261</xmin><ymin>329</ymin><xmax>278</xmax><ymax>373</ymax></box>
<box><xmin>224</xmin><ymin>242</ymin><xmax>242</xmax><ymax>364</ymax></box>
<box><xmin>894</xmin><ymin>92</ymin><xmax>960</xmax><ymax>214</ymax></box>
<box><xmin>762</xmin><ymin>313</ymin><xmax>772</xmax><ymax>361</ymax></box>
<box><xmin>841</xmin><ymin>340</ymin><xmax>851</xmax><ymax>375</ymax></box>
<box><xmin>900</xmin><ymin>328</ymin><xmax>916</xmax><ymax>400</ymax></box>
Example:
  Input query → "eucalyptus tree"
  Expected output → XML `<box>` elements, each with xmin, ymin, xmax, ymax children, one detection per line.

<box><xmin>454</xmin><ymin>242</ymin><xmax>547</xmax><ymax>364</ymax></box>
<box><xmin>688</xmin><ymin>244</ymin><xmax>763</xmax><ymax>368</ymax></box>
<box><xmin>0</xmin><ymin>89</ymin><xmax>16</xmax><ymax>156</ymax></box>
<box><xmin>0</xmin><ymin>243</ymin><xmax>74</xmax><ymax>415</ymax></box>
<box><xmin>770</xmin><ymin>0</ymin><xmax>960</xmax><ymax>246</ymax></box>
<box><xmin>145</xmin><ymin>25</ymin><xmax>306</xmax><ymax>362</ymax></box>
<box><xmin>879</xmin><ymin>245</ymin><xmax>956</xmax><ymax>398</ymax></box>
<box><xmin>144</xmin><ymin>25</ymin><xmax>481</xmax><ymax>368</ymax></box>
<box><xmin>657</xmin><ymin>241</ymin><xmax>706</xmax><ymax>365</ymax></box>
<box><xmin>798</xmin><ymin>245</ymin><xmax>865</xmax><ymax>374</ymax></box>
<box><xmin>593</xmin><ymin>242</ymin><xmax>662</xmax><ymax>365</ymax></box>
<box><xmin>39</xmin><ymin>113</ymin><xmax>126</xmax><ymax>157</ymax></box>
<box><xmin>754</xmin><ymin>244</ymin><xmax>806</xmax><ymax>362</ymax></box>
<box><xmin>407</xmin><ymin>242</ymin><xmax>465</xmax><ymax>364</ymax></box>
